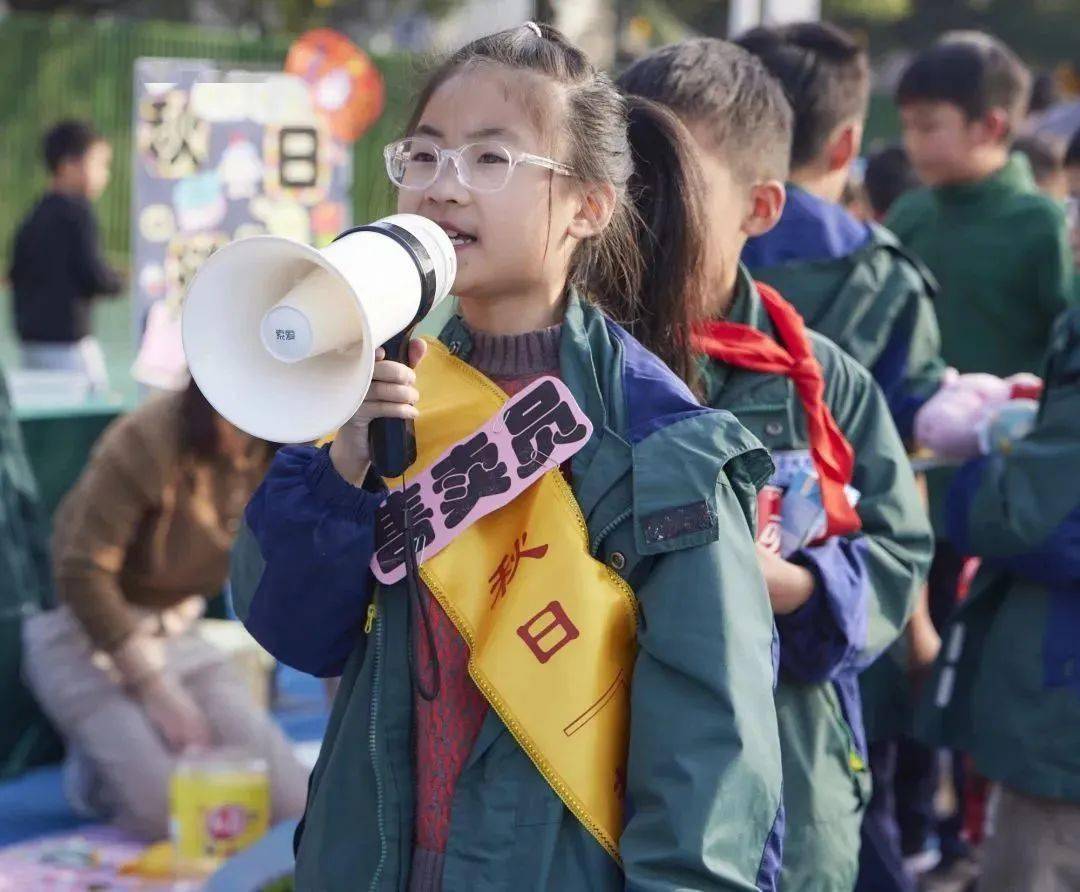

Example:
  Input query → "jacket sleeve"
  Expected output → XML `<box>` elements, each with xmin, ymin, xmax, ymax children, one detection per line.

<box><xmin>946</xmin><ymin>309</ymin><xmax>1080</xmax><ymax>582</ymax></box>
<box><xmin>53</xmin><ymin>419</ymin><xmax>169</xmax><ymax>651</ymax></box>
<box><xmin>621</xmin><ymin>469</ymin><xmax>783</xmax><ymax>891</ymax></box>
<box><xmin>233</xmin><ymin>445</ymin><xmax>383</xmax><ymax>678</ymax></box>
<box><xmin>776</xmin><ymin>355</ymin><xmax>932</xmax><ymax>683</ymax></box>
<box><xmin>870</xmin><ymin>282</ymin><xmax>946</xmax><ymax>443</ymax></box>
<box><xmin>68</xmin><ymin>203</ymin><xmax>123</xmax><ymax>298</ymax></box>
<box><xmin>1032</xmin><ymin>205</ymin><xmax>1076</xmax><ymax>326</ymax></box>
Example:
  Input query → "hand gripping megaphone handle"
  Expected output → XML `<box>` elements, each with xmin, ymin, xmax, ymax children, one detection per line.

<box><xmin>333</xmin><ymin>219</ymin><xmax>443</xmax><ymax>479</ymax></box>
<box><xmin>369</xmin><ymin>329</ymin><xmax>418</xmax><ymax>478</ymax></box>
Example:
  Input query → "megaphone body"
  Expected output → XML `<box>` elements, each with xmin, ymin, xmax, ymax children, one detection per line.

<box><xmin>182</xmin><ymin>214</ymin><xmax>456</xmax><ymax>476</ymax></box>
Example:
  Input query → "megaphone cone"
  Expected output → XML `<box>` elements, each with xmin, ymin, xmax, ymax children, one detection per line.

<box><xmin>182</xmin><ymin>214</ymin><xmax>455</xmax><ymax>446</ymax></box>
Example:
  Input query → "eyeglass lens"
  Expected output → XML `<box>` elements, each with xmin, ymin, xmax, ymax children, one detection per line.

<box><xmin>387</xmin><ymin>138</ymin><xmax>514</xmax><ymax>192</ymax></box>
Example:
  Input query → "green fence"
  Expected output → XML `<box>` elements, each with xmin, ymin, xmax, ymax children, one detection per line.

<box><xmin>0</xmin><ymin>13</ymin><xmax>422</xmax><ymax>268</ymax></box>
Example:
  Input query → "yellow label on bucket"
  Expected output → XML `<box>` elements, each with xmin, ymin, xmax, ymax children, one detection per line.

<box><xmin>170</xmin><ymin>760</ymin><xmax>270</xmax><ymax>869</ymax></box>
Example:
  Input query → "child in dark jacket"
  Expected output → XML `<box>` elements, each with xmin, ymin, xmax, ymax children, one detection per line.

<box><xmin>10</xmin><ymin>120</ymin><xmax>123</xmax><ymax>392</ymax></box>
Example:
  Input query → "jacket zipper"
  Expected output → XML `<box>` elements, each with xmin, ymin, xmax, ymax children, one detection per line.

<box><xmin>367</xmin><ymin>595</ymin><xmax>387</xmax><ymax>892</ymax></box>
<box><xmin>589</xmin><ymin>507</ymin><xmax>632</xmax><ymax>556</ymax></box>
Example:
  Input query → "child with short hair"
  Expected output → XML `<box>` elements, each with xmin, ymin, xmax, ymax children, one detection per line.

<box><xmin>889</xmin><ymin>33</ymin><xmax>1073</xmax><ymax>380</ymax></box>
<box><xmin>863</xmin><ymin>145</ymin><xmax>919</xmax><ymax>222</ymax></box>
<box><xmin>10</xmin><ymin>120</ymin><xmax>123</xmax><ymax>392</ymax></box>
<box><xmin>619</xmin><ymin>39</ymin><xmax>933</xmax><ymax>892</ymax></box>
<box><xmin>889</xmin><ymin>31</ymin><xmax>1077</xmax><ymax>873</ymax></box>
<box><xmin>737</xmin><ymin>22</ymin><xmax>945</xmax><ymax>444</ymax></box>
<box><xmin>734</xmin><ymin>25</ymin><xmax>947</xmax><ymax>890</ymax></box>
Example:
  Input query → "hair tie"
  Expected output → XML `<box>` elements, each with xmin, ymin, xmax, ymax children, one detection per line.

<box><xmin>523</xmin><ymin>21</ymin><xmax>543</xmax><ymax>39</ymax></box>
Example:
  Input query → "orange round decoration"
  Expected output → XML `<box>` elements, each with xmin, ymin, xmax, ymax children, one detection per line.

<box><xmin>285</xmin><ymin>29</ymin><xmax>385</xmax><ymax>143</ymax></box>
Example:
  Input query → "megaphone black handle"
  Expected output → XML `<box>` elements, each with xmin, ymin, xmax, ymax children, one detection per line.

<box><xmin>369</xmin><ymin>330</ymin><xmax>417</xmax><ymax>478</ymax></box>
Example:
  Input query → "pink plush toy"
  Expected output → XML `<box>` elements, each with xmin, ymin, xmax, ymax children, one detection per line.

<box><xmin>914</xmin><ymin>371</ymin><xmax>1043</xmax><ymax>460</ymax></box>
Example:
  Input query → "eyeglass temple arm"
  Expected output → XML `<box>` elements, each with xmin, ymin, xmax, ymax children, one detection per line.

<box><xmin>520</xmin><ymin>153</ymin><xmax>575</xmax><ymax>176</ymax></box>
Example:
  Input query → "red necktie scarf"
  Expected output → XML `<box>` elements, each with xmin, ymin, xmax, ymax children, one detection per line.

<box><xmin>692</xmin><ymin>282</ymin><xmax>862</xmax><ymax>539</ymax></box>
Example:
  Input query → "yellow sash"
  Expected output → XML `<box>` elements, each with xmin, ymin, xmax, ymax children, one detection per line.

<box><xmin>385</xmin><ymin>338</ymin><xmax>638</xmax><ymax>861</ymax></box>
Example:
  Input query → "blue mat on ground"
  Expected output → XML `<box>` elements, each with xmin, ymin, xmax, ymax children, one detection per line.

<box><xmin>0</xmin><ymin>665</ymin><xmax>327</xmax><ymax>848</ymax></box>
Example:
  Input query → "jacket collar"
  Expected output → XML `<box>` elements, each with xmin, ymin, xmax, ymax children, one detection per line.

<box><xmin>743</xmin><ymin>182</ymin><xmax>871</xmax><ymax>268</ymax></box>
<box><xmin>701</xmin><ymin>266</ymin><xmax>772</xmax><ymax>395</ymax></box>
<box><xmin>934</xmin><ymin>152</ymin><xmax>1037</xmax><ymax>206</ymax></box>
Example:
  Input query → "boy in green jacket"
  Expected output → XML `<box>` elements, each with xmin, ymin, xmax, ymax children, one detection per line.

<box><xmin>889</xmin><ymin>33</ymin><xmax>1073</xmax><ymax>381</ymax></box>
<box><xmin>620</xmin><ymin>39</ymin><xmax>933</xmax><ymax>892</ymax></box>
<box><xmin>888</xmin><ymin>32</ymin><xmax>1075</xmax><ymax>869</ymax></box>
<box><xmin>737</xmin><ymin>22</ymin><xmax>946</xmax><ymax>444</ymax></box>
<box><xmin>735</xmin><ymin>24</ymin><xmax>945</xmax><ymax>890</ymax></box>
<box><xmin>917</xmin><ymin>306</ymin><xmax>1080</xmax><ymax>891</ymax></box>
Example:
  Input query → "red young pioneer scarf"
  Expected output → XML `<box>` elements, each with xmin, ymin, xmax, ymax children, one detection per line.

<box><xmin>692</xmin><ymin>282</ymin><xmax>862</xmax><ymax>539</ymax></box>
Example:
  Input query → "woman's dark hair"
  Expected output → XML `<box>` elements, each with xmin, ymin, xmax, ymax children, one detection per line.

<box><xmin>179</xmin><ymin>378</ymin><xmax>276</xmax><ymax>460</ymax></box>
<box><xmin>402</xmin><ymin>22</ymin><xmax>708</xmax><ymax>392</ymax></box>
<box><xmin>180</xmin><ymin>378</ymin><xmax>219</xmax><ymax>459</ymax></box>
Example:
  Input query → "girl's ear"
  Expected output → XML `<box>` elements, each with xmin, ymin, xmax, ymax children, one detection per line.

<box><xmin>567</xmin><ymin>181</ymin><xmax>617</xmax><ymax>240</ymax></box>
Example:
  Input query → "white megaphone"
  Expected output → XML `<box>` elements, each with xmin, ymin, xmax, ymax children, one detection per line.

<box><xmin>182</xmin><ymin>214</ymin><xmax>456</xmax><ymax>476</ymax></box>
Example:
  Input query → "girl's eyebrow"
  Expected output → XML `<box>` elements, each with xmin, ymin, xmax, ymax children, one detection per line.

<box><xmin>467</xmin><ymin>126</ymin><xmax>518</xmax><ymax>141</ymax></box>
<box><xmin>413</xmin><ymin>123</ymin><xmax>520</xmax><ymax>142</ymax></box>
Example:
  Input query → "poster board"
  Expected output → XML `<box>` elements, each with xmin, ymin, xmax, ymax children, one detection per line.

<box><xmin>130</xmin><ymin>57</ymin><xmax>353</xmax><ymax>390</ymax></box>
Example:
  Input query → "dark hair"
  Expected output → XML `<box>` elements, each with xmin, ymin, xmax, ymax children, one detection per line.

<box><xmin>895</xmin><ymin>32</ymin><xmax>1031</xmax><ymax>140</ymax></box>
<box><xmin>1065</xmin><ymin>127</ymin><xmax>1080</xmax><ymax>168</ymax></box>
<box><xmin>736</xmin><ymin>22</ymin><xmax>869</xmax><ymax>171</ymax></box>
<box><xmin>863</xmin><ymin>144</ymin><xmax>918</xmax><ymax>218</ymax></box>
<box><xmin>617</xmin><ymin>38</ymin><xmax>793</xmax><ymax>184</ymax></box>
<box><xmin>179</xmin><ymin>378</ymin><xmax>276</xmax><ymax>460</ymax></box>
<box><xmin>1028</xmin><ymin>71</ymin><xmax>1060</xmax><ymax>117</ymax></box>
<box><xmin>403</xmin><ymin>23</ymin><xmax>708</xmax><ymax>391</ymax></box>
<box><xmin>617</xmin><ymin>96</ymin><xmax>708</xmax><ymax>391</ymax></box>
<box><xmin>180</xmin><ymin>378</ymin><xmax>224</xmax><ymax>459</ymax></box>
<box><xmin>1014</xmin><ymin>133</ymin><xmax>1065</xmax><ymax>187</ymax></box>
<box><xmin>43</xmin><ymin>120</ymin><xmax>103</xmax><ymax>174</ymax></box>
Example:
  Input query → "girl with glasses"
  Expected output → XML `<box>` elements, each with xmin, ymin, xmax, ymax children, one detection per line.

<box><xmin>231</xmin><ymin>22</ymin><xmax>783</xmax><ymax>891</ymax></box>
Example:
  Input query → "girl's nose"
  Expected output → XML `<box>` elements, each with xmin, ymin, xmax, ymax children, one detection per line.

<box><xmin>425</xmin><ymin>155</ymin><xmax>470</xmax><ymax>205</ymax></box>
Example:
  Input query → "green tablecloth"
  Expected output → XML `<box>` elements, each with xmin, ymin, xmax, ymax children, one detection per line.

<box><xmin>17</xmin><ymin>396</ymin><xmax>129</xmax><ymax>516</ymax></box>
<box><xmin>2</xmin><ymin>396</ymin><xmax>129</xmax><ymax>779</ymax></box>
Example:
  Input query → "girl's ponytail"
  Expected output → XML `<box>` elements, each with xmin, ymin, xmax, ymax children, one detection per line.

<box><xmin>589</xmin><ymin>96</ymin><xmax>709</xmax><ymax>396</ymax></box>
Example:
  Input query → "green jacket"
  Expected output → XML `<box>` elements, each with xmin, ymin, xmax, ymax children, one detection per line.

<box><xmin>700</xmin><ymin>272</ymin><xmax>932</xmax><ymax>888</ymax></box>
<box><xmin>887</xmin><ymin>153</ymin><xmax>1074</xmax><ymax>379</ymax></box>
<box><xmin>916</xmin><ymin>307</ymin><xmax>1080</xmax><ymax>804</ymax></box>
<box><xmin>232</xmin><ymin>296</ymin><xmax>785</xmax><ymax>890</ymax></box>
<box><xmin>752</xmin><ymin>217</ymin><xmax>944</xmax><ymax>445</ymax></box>
<box><xmin>888</xmin><ymin>153</ymin><xmax>1075</xmax><ymax>536</ymax></box>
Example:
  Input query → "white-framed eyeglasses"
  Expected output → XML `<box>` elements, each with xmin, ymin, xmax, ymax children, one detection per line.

<box><xmin>383</xmin><ymin>137</ymin><xmax>576</xmax><ymax>193</ymax></box>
